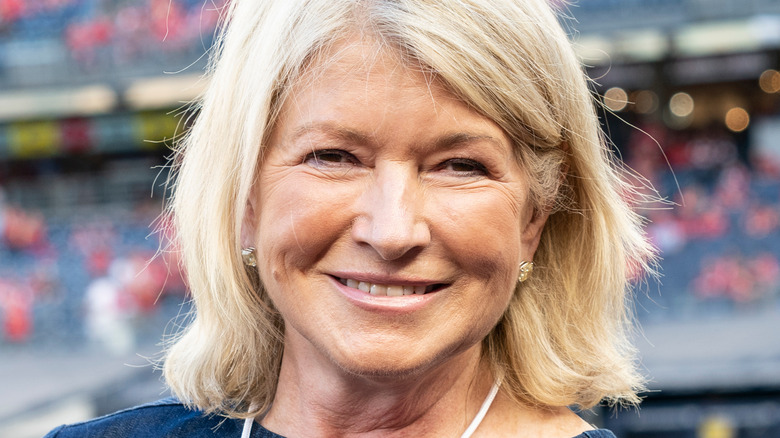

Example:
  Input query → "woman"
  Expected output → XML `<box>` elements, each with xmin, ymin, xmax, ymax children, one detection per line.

<box><xmin>46</xmin><ymin>0</ymin><xmax>654</xmax><ymax>436</ymax></box>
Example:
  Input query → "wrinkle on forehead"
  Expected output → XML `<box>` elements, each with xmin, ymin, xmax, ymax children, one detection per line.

<box><xmin>290</xmin><ymin>33</ymin><xmax>444</xmax><ymax>115</ymax></box>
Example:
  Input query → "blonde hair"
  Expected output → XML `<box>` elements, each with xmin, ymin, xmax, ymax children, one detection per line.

<box><xmin>164</xmin><ymin>0</ymin><xmax>655</xmax><ymax>418</ymax></box>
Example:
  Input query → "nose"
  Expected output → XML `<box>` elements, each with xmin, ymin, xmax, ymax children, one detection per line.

<box><xmin>351</xmin><ymin>163</ymin><xmax>431</xmax><ymax>260</ymax></box>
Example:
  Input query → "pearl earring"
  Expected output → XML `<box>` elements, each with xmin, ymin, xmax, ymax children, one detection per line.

<box><xmin>518</xmin><ymin>261</ymin><xmax>534</xmax><ymax>282</ymax></box>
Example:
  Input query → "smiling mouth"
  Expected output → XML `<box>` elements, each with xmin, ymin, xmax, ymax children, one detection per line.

<box><xmin>335</xmin><ymin>277</ymin><xmax>446</xmax><ymax>296</ymax></box>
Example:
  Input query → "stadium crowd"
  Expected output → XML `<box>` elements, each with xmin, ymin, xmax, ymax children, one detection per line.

<box><xmin>628</xmin><ymin>121</ymin><xmax>780</xmax><ymax>317</ymax></box>
<box><xmin>0</xmin><ymin>0</ymin><xmax>227</xmax><ymax>83</ymax></box>
<box><xmin>0</xmin><ymin>195</ymin><xmax>186</xmax><ymax>350</ymax></box>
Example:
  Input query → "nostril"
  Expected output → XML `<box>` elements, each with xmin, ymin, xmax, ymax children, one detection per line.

<box><xmin>350</xmin><ymin>220</ymin><xmax>429</xmax><ymax>261</ymax></box>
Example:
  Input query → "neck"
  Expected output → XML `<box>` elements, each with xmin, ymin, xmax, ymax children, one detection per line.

<box><xmin>261</xmin><ymin>333</ymin><xmax>495</xmax><ymax>437</ymax></box>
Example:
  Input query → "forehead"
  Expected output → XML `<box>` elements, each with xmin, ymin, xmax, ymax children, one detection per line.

<box><xmin>274</xmin><ymin>37</ymin><xmax>504</xmax><ymax>141</ymax></box>
<box><xmin>286</xmin><ymin>36</ymin><xmax>449</xmax><ymax>106</ymax></box>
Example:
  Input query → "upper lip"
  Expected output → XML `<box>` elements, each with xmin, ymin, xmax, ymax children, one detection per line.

<box><xmin>327</xmin><ymin>271</ymin><xmax>447</xmax><ymax>286</ymax></box>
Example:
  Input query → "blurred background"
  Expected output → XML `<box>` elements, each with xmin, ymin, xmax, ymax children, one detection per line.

<box><xmin>0</xmin><ymin>0</ymin><xmax>778</xmax><ymax>437</ymax></box>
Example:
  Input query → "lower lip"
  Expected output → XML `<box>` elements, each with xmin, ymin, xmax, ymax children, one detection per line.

<box><xmin>329</xmin><ymin>276</ymin><xmax>440</xmax><ymax>314</ymax></box>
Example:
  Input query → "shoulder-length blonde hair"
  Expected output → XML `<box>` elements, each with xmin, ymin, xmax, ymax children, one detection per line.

<box><xmin>164</xmin><ymin>0</ymin><xmax>655</xmax><ymax>418</ymax></box>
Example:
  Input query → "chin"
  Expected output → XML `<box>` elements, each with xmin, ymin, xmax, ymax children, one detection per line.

<box><xmin>328</xmin><ymin>339</ymin><xmax>470</xmax><ymax>382</ymax></box>
<box><xmin>335</xmin><ymin>355</ymin><xmax>436</xmax><ymax>381</ymax></box>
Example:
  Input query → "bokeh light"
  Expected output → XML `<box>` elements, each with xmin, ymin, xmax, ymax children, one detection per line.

<box><xmin>725</xmin><ymin>107</ymin><xmax>750</xmax><ymax>132</ymax></box>
<box><xmin>669</xmin><ymin>92</ymin><xmax>695</xmax><ymax>118</ymax></box>
<box><xmin>759</xmin><ymin>69</ymin><xmax>780</xmax><ymax>93</ymax></box>
<box><xmin>603</xmin><ymin>87</ymin><xmax>629</xmax><ymax>111</ymax></box>
<box><xmin>633</xmin><ymin>90</ymin><xmax>659</xmax><ymax>114</ymax></box>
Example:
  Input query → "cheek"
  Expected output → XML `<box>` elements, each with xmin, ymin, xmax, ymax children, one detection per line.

<box><xmin>254</xmin><ymin>174</ymin><xmax>355</xmax><ymax>278</ymax></box>
<box><xmin>432</xmin><ymin>189</ymin><xmax>523</xmax><ymax>285</ymax></box>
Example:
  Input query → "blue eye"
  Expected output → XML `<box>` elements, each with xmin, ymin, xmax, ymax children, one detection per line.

<box><xmin>304</xmin><ymin>149</ymin><xmax>358</xmax><ymax>166</ymax></box>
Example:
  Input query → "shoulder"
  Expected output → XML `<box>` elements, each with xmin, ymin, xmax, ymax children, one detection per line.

<box><xmin>487</xmin><ymin>394</ymin><xmax>615</xmax><ymax>438</ymax></box>
<box><xmin>43</xmin><ymin>397</ymin><xmax>245</xmax><ymax>438</ymax></box>
<box><xmin>571</xmin><ymin>430</ymin><xmax>616</xmax><ymax>438</ymax></box>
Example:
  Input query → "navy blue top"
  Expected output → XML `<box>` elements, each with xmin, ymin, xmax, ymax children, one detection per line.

<box><xmin>44</xmin><ymin>398</ymin><xmax>616</xmax><ymax>437</ymax></box>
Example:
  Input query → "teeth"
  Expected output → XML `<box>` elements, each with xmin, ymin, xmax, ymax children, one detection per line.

<box><xmin>370</xmin><ymin>284</ymin><xmax>387</xmax><ymax>296</ymax></box>
<box><xmin>386</xmin><ymin>286</ymin><xmax>403</xmax><ymax>297</ymax></box>
<box><xmin>338</xmin><ymin>277</ymin><xmax>436</xmax><ymax>296</ymax></box>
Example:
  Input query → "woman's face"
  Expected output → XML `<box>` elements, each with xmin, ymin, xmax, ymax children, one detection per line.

<box><xmin>248</xmin><ymin>39</ymin><xmax>547</xmax><ymax>377</ymax></box>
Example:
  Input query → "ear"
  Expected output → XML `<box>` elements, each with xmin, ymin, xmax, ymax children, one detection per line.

<box><xmin>520</xmin><ymin>205</ymin><xmax>550</xmax><ymax>259</ymax></box>
<box><xmin>521</xmin><ymin>143</ymin><xmax>566</xmax><ymax>258</ymax></box>
<box><xmin>241</xmin><ymin>189</ymin><xmax>259</xmax><ymax>248</ymax></box>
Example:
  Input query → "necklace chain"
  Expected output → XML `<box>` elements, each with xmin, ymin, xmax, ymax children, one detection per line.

<box><xmin>460</xmin><ymin>378</ymin><xmax>501</xmax><ymax>438</ymax></box>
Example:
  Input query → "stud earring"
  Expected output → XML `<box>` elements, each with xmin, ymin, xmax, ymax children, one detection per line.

<box><xmin>518</xmin><ymin>261</ymin><xmax>534</xmax><ymax>283</ymax></box>
<box><xmin>242</xmin><ymin>247</ymin><xmax>257</xmax><ymax>267</ymax></box>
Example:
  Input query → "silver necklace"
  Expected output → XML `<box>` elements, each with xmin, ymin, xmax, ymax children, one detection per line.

<box><xmin>241</xmin><ymin>379</ymin><xmax>501</xmax><ymax>438</ymax></box>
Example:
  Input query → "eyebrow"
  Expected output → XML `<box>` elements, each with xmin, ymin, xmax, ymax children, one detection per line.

<box><xmin>432</xmin><ymin>132</ymin><xmax>505</xmax><ymax>152</ymax></box>
<box><xmin>289</xmin><ymin>123</ymin><xmax>372</xmax><ymax>147</ymax></box>
<box><xmin>289</xmin><ymin>122</ymin><xmax>506</xmax><ymax>152</ymax></box>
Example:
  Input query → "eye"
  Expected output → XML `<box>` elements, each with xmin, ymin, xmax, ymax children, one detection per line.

<box><xmin>304</xmin><ymin>149</ymin><xmax>358</xmax><ymax>167</ymax></box>
<box><xmin>439</xmin><ymin>158</ymin><xmax>488</xmax><ymax>176</ymax></box>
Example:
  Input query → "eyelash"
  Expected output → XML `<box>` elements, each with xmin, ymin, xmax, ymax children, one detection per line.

<box><xmin>304</xmin><ymin>149</ymin><xmax>358</xmax><ymax>167</ymax></box>
<box><xmin>438</xmin><ymin>158</ymin><xmax>488</xmax><ymax>176</ymax></box>
<box><xmin>303</xmin><ymin>149</ymin><xmax>488</xmax><ymax>177</ymax></box>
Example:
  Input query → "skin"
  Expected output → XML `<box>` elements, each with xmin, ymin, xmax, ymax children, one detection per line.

<box><xmin>245</xmin><ymin>37</ymin><xmax>590</xmax><ymax>437</ymax></box>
